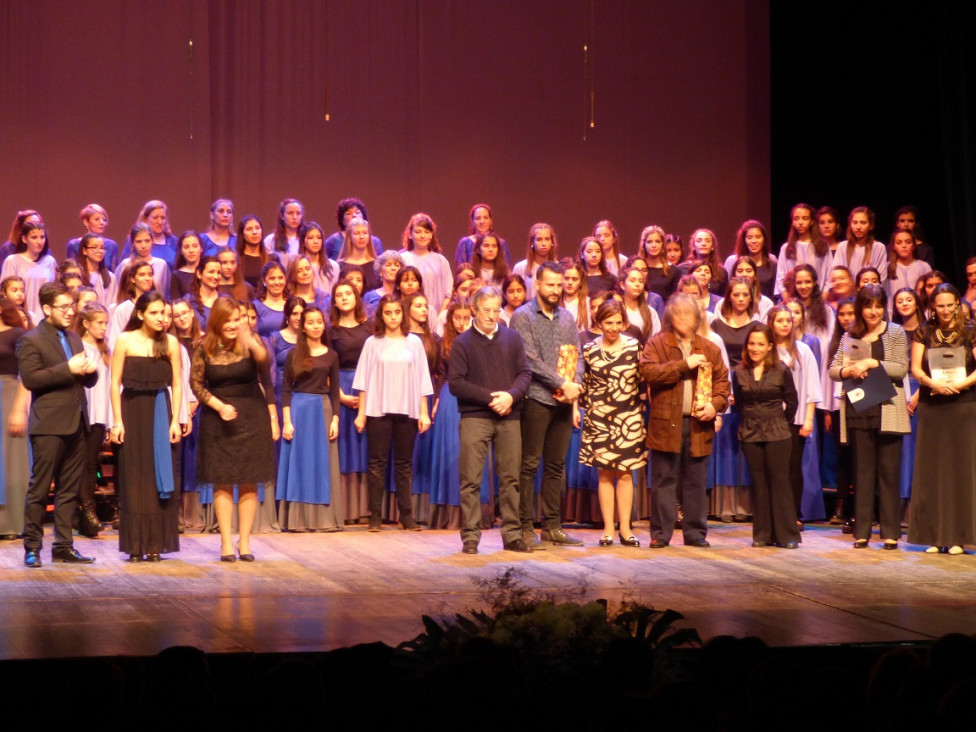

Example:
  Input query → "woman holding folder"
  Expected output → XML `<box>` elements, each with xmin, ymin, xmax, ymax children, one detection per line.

<box><xmin>829</xmin><ymin>284</ymin><xmax>910</xmax><ymax>549</ymax></box>
<box><xmin>907</xmin><ymin>284</ymin><xmax>976</xmax><ymax>555</ymax></box>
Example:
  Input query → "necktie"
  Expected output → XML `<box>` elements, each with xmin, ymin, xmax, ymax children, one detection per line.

<box><xmin>58</xmin><ymin>330</ymin><xmax>72</xmax><ymax>359</ymax></box>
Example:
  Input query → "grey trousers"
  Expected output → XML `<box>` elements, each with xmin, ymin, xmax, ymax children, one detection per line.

<box><xmin>459</xmin><ymin>417</ymin><xmax>521</xmax><ymax>545</ymax></box>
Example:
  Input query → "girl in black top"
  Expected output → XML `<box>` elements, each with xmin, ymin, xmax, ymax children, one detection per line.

<box><xmin>330</xmin><ymin>280</ymin><xmax>372</xmax><ymax>521</ymax></box>
<box><xmin>278</xmin><ymin>306</ymin><xmax>342</xmax><ymax>532</ymax></box>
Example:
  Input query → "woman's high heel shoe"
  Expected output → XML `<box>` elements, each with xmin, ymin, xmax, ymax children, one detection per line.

<box><xmin>618</xmin><ymin>533</ymin><xmax>640</xmax><ymax>548</ymax></box>
<box><xmin>598</xmin><ymin>535</ymin><xmax>613</xmax><ymax>547</ymax></box>
<box><xmin>237</xmin><ymin>547</ymin><xmax>255</xmax><ymax>562</ymax></box>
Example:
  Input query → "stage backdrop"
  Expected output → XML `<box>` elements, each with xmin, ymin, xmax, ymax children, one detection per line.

<box><xmin>1</xmin><ymin>0</ymin><xmax>769</xmax><ymax>264</ymax></box>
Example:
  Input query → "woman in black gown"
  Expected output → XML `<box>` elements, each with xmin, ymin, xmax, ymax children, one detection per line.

<box><xmin>110</xmin><ymin>292</ymin><xmax>183</xmax><ymax>562</ymax></box>
<box><xmin>907</xmin><ymin>284</ymin><xmax>976</xmax><ymax>555</ymax></box>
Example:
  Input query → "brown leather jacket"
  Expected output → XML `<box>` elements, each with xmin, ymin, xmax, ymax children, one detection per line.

<box><xmin>639</xmin><ymin>332</ymin><xmax>730</xmax><ymax>457</ymax></box>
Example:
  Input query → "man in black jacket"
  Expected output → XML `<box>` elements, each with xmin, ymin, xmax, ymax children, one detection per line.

<box><xmin>17</xmin><ymin>282</ymin><xmax>99</xmax><ymax>567</ymax></box>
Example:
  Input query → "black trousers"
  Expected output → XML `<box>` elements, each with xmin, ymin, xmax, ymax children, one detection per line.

<box><xmin>742</xmin><ymin>438</ymin><xmax>798</xmax><ymax>545</ymax></box>
<box><xmin>517</xmin><ymin>399</ymin><xmax>573</xmax><ymax>532</ymax></box>
<box><xmin>24</xmin><ymin>421</ymin><xmax>89</xmax><ymax>553</ymax></box>
<box><xmin>82</xmin><ymin>423</ymin><xmax>106</xmax><ymax>506</ymax></box>
<box><xmin>849</xmin><ymin>428</ymin><xmax>902</xmax><ymax>541</ymax></box>
<box><xmin>366</xmin><ymin>414</ymin><xmax>418</xmax><ymax>521</ymax></box>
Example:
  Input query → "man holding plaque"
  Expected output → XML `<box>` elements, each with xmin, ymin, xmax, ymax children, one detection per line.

<box><xmin>511</xmin><ymin>261</ymin><xmax>585</xmax><ymax>547</ymax></box>
<box><xmin>640</xmin><ymin>293</ymin><xmax>730</xmax><ymax>548</ymax></box>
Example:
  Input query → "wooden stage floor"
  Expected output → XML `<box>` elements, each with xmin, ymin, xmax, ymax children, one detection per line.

<box><xmin>2</xmin><ymin>520</ymin><xmax>976</xmax><ymax>660</ymax></box>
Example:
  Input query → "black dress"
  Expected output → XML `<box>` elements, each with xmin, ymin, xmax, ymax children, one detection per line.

<box><xmin>192</xmin><ymin>350</ymin><xmax>276</xmax><ymax>493</ymax></box>
<box><xmin>907</xmin><ymin>323</ymin><xmax>976</xmax><ymax>547</ymax></box>
<box><xmin>117</xmin><ymin>356</ymin><xmax>180</xmax><ymax>556</ymax></box>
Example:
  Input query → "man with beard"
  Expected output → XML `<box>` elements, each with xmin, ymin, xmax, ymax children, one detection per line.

<box><xmin>510</xmin><ymin>261</ymin><xmax>584</xmax><ymax>547</ymax></box>
<box><xmin>639</xmin><ymin>293</ymin><xmax>730</xmax><ymax>548</ymax></box>
<box><xmin>18</xmin><ymin>282</ymin><xmax>99</xmax><ymax>567</ymax></box>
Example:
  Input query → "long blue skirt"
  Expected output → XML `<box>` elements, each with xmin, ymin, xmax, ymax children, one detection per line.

<box><xmin>565</xmin><ymin>409</ymin><xmax>598</xmax><ymax>491</ymax></box>
<box><xmin>900</xmin><ymin>378</ymin><xmax>919</xmax><ymax>500</ymax></box>
<box><xmin>180</xmin><ymin>411</ymin><xmax>200</xmax><ymax>493</ymax></box>
<box><xmin>411</xmin><ymin>394</ymin><xmax>436</xmax><ymax>496</ymax></box>
<box><xmin>800</xmin><ymin>426</ymin><xmax>825</xmax><ymax>521</ymax></box>
<box><xmin>709</xmin><ymin>410</ymin><xmax>752</xmax><ymax>488</ymax></box>
<box><xmin>278</xmin><ymin>392</ymin><xmax>338</xmax><ymax>504</ymax></box>
<box><xmin>337</xmin><ymin>369</ymin><xmax>368</xmax><ymax>474</ymax></box>
<box><xmin>820</xmin><ymin>412</ymin><xmax>838</xmax><ymax>489</ymax></box>
<box><xmin>428</xmin><ymin>383</ymin><xmax>492</xmax><ymax>506</ymax></box>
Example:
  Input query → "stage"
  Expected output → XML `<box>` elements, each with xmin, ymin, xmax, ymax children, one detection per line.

<box><xmin>2</xmin><ymin>521</ymin><xmax>975</xmax><ymax>661</ymax></box>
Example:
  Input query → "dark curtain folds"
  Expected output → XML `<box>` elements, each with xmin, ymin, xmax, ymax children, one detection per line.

<box><xmin>2</xmin><ymin>0</ymin><xmax>768</xmax><ymax>262</ymax></box>
<box><xmin>771</xmin><ymin>0</ymin><xmax>974</xmax><ymax>281</ymax></box>
<box><xmin>935</xmin><ymin>3</ymin><xmax>975</xmax><ymax>272</ymax></box>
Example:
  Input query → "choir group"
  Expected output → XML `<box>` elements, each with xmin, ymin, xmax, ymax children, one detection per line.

<box><xmin>1</xmin><ymin>196</ymin><xmax>973</xmax><ymax>563</ymax></box>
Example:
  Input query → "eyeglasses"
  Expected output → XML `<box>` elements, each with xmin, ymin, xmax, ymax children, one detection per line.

<box><xmin>51</xmin><ymin>303</ymin><xmax>75</xmax><ymax>313</ymax></box>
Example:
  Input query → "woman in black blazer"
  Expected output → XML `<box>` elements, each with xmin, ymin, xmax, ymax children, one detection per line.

<box><xmin>732</xmin><ymin>323</ymin><xmax>799</xmax><ymax>548</ymax></box>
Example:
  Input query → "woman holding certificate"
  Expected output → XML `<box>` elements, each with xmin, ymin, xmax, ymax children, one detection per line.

<box><xmin>907</xmin><ymin>284</ymin><xmax>976</xmax><ymax>555</ymax></box>
<box><xmin>829</xmin><ymin>284</ymin><xmax>910</xmax><ymax>549</ymax></box>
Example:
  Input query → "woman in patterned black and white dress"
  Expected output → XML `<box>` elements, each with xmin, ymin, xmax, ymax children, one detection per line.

<box><xmin>579</xmin><ymin>298</ymin><xmax>646</xmax><ymax>548</ymax></box>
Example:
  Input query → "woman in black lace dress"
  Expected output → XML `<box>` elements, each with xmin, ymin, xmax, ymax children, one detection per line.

<box><xmin>191</xmin><ymin>296</ymin><xmax>278</xmax><ymax>561</ymax></box>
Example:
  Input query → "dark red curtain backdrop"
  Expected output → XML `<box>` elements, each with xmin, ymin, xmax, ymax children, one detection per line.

<box><xmin>1</xmin><ymin>0</ymin><xmax>769</xmax><ymax>262</ymax></box>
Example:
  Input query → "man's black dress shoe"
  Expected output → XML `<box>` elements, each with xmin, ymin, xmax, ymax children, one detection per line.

<box><xmin>462</xmin><ymin>540</ymin><xmax>479</xmax><ymax>554</ymax></box>
<box><xmin>52</xmin><ymin>548</ymin><xmax>95</xmax><ymax>564</ymax></box>
<box><xmin>540</xmin><ymin>528</ymin><xmax>583</xmax><ymax>545</ymax></box>
<box><xmin>686</xmin><ymin>538</ymin><xmax>711</xmax><ymax>548</ymax></box>
<box><xmin>502</xmin><ymin>538</ymin><xmax>532</xmax><ymax>553</ymax></box>
<box><xmin>649</xmin><ymin>539</ymin><xmax>669</xmax><ymax>549</ymax></box>
<box><xmin>24</xmin><ymin>550</ymin><xmax>42</xmax><ymax>568</ymax></box>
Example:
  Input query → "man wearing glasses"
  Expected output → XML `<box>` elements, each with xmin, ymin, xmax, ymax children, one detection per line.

<box><xmin>448</xmin><ymin>286</ymin><xmax>531</xmax><ymax>554</ymax></box>
<box><xmin>17</xmin><ymin>282</ymin><xmax>99</xmax><ymax>567</ymax></box>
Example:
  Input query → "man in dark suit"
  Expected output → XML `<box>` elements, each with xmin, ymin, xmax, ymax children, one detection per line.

<box><xmin>17</xmin><ymin>282</ymin><xmax>99</xmax><ymax>567</ymax></box>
